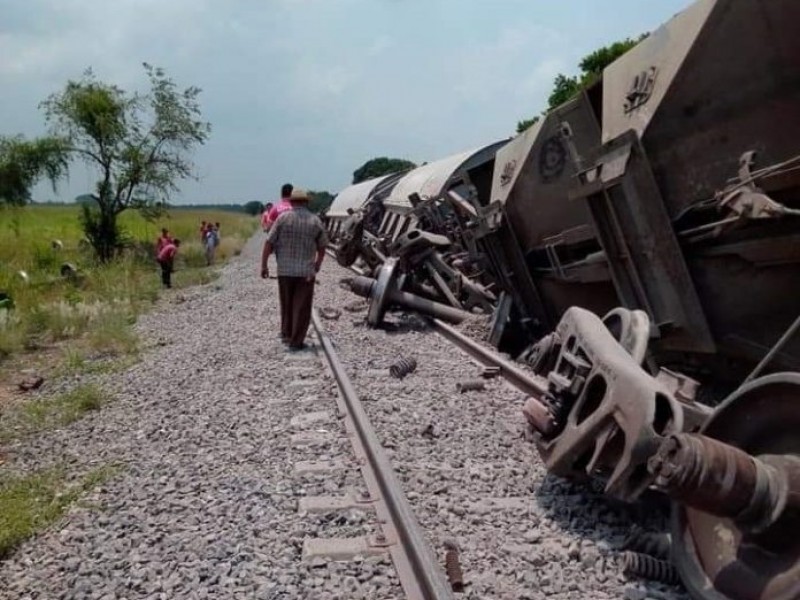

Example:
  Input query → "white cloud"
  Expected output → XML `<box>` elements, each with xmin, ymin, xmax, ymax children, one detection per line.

<box><xmin>8</xmin><ymin>0</ymin><xmax>690</xmax><ymax>202</ymax></box>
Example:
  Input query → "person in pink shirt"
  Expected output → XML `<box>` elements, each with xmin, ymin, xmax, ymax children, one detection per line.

<box><xmin>260</xmin><ymin>202</ymin><xmax>274</xmax><ymax>232</ymax></box>
<box><xmin>266</xmin><ymin>183</ymin><xmax>294</xmax><ymax>228</ymax></box>
<box><xmin>157</xmin><ymin>238</ymin><xmax>181</xmax><ymax>288</ymax></box>
<box><xmin>155</xmin><ymin>228</ymin><xmax>172</xmax><ymax>255</ymax></box>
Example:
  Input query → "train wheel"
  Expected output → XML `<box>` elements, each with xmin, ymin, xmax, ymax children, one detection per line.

<box><xmin>669</xmin><ymin>373</ymin><xmax>800</xmax><ymax>600</ymax></box>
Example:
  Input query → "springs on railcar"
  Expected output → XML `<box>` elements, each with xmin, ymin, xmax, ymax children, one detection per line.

<box><xmin>621</xmin><ymin>551</ymin><xmax>680</xmax><ymax>585</ymax></box>
<box><xmin>389</xmin><ymin>357</ymin><xmax>417</xmax><ymax>379</ymax></box>
<box><xmin>620</xmin><ymin>527</ymin><xmax>671</xmax><ymax>560</ymax></box>
<box><xmin>443</xmin><ymin>539</ymin><xmax>465</xmax><ymax>592</ymax></box>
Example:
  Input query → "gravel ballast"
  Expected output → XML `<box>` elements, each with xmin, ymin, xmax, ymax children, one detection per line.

<box><xmin>0</xmin><ymin>234</ymin><xmax>688</xmax><ymax>599</ymax></box>
<box><xmin>311</xmin><ymin>261</ymin><xmax>689</xmax><ymax>600</ymax></box>
<box><xmin>0</xmin><ymin>236</ymin><xmax>401</xmax><ymax>599</ymax></box>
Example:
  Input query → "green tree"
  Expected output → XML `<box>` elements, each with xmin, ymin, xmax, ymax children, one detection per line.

<box><xmin>578</xmin><ymin>36</ymin><xmax>644</xmax><ymax>84</ymax></box>
<box><xmin>243</xmin><ymin>200</ymin><xmax>264</xmax><ymax>216</ymax></box>
<box><xmin>0</xmin><ymin>135</ymin><xmax>69</xmax><ymax>206</ymax></box>
<box><xmin>515</xmin><ymin>116</ymin><xmax>540</xmax><ymax>134</ymax></box>
<box><xmin>41</xmin><ymin>64</ymin><xmax>211</xmax><ymax>260</ymax></box>
<box><xmin>546</xmin><ymin>74</ymin><xmax>582</xmax><ymax>112</ymax></box>
<box><xmin>308</xmin><ymin>190</ymin><xmax>334</xmax><ymax>215</ymax></box>
<box><xmin>352</xmin><ymin>157</ymin><xmax>416</xmax><ymax>184</ymax></box>
<box><xmin>516</xmin><ymin>35</ymin><xmax>645</xmax><ymax>130</ymax></box>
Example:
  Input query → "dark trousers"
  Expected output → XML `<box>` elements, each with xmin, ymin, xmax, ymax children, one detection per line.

<box><xmin>159</xmin><ymin>260</ymin><xmax>173</xmax><ymax>288</ymax></box>
<box><xmin>278</xmin><ymin>276</ymin><xmax>315</xmax><ymax>347</ymax></box>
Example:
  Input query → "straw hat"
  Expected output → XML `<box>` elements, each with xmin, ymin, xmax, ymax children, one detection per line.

<box><xmin>290</xmin><ymin>188</ymin><xmax>310</xmax><ymax>201</ymax></box>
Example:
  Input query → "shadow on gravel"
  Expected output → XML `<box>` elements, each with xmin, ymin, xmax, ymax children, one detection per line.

<box><xmin>534</xmin><ymin>472</ymin><xmax>688</xmax><ymax>599</ymax></box>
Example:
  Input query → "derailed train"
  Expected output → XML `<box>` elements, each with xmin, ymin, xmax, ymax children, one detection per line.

<box><xmin>327</xmin><ymin>1</ymin><xmax>800</xmax><ymax>597</ymax></box>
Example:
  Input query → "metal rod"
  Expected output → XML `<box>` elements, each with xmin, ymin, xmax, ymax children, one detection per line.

<box><xmin>424</xmin><ymin>261</ymin><xmax>461</xmax><ymax>308</ymax></box>
<box><xmin>744</xmin><ymin>313</ymin><xmax>800</xmax><ymax>384</ymax></box>
<box><xmin>312</xmin><ymin>311</ymin><xmax>454</xmax><ymax>600</ymax></box>
<box><xmin>392</xmin><ymin>290</ymin><xmax>470</xmax><ymax>324</ymax></box>
<box><xmin>430</xmin><ymin>318</ymin><xmax>548</xmax><ymax>398</ymax></box>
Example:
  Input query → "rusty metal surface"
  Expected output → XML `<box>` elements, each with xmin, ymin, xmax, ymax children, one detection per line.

<box><xmin>311</xmin><ymin>311</ymin><xmax>455</xmax><ymax>600</ymax></box>
<box><xmin>429</xmin><ymin>318</ymin><xmax>548</xmax><ymax>399</ymax></box>
<box><xmin>573</xmin><ymin>132</ymin><xmax>717</xmax><ymax>354</ymax></box>
<box><xmin>365</xmin><ymin>257</ymin><xmax>400</xmax><ymax>326</ymax></box>
<box><xmin>667</xmin><ymin>373</ymin><xmax>800</xmax><ymax>600</ymax></box>
<box><xmin>350</xmin><ymin>261</ymin><xmax>471</xmax><ymax>326</ymax></box>
<box><xmin>525</xmin><ymin>307</ymin><xmax>688</xmax><ymax>501</ymax></box>
<box><xmin>459</xmin><ymin>0</ymin><xmax>800</xmax><ymax>375</ymax></box>
<box><xmin>455</xmin><ymin>379</ymin><xmax>485</xmax><ymax>393</ymax></box>
<box><xmin>389</xmin><ymin>356</ymin><xmax>417</xmax><ymax>379</ymax></box>
<box><xmin>604</xmin><ymin>0</ymin><xmax>800</xmax><ymax>219</ymax></box>
<box><xmin>443</xmin><ymin>540</ymin><xmax>465</xmax><ymax>593</ymax></box>
<box><xmin>650</xmin><ymin>434</ymin><xmax>778</xmax><ymax>526</ymax></box>
<box><xmin>744</xmin><ymin>314</ymin><xmax>800</xmax><ymax>384</ymax></box>
<box><xmin>621</xmin><ymin>552</ymin><xmax>680</xmax><ymax>585</ymax></box>
<box><xmin>620</xmin><ymin>527</ymin><xmax>671</xmax><ymax>560</ymax></box>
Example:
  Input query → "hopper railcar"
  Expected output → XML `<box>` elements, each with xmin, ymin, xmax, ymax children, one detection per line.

<box><xmin>475</xmin><ymin>0</ymin><xmax>800</xmax><ymax>379</ymax></box>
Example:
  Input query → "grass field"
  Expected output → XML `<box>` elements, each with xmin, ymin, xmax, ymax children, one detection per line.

<box><xmin>0</xmin><ymin>204</ymin><xmax>261</xmax><ymax>560</ymax></box>
<box><xmin>0</xmin><ymin>204</ymin><xmax>258</xmax><ymax>362</ymax></box>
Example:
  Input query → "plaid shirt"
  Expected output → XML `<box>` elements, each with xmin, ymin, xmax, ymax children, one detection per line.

<box><xmin>265</xmin><ymin>206</ymin><xmax>329</xmax><ymax>277</ymax></box>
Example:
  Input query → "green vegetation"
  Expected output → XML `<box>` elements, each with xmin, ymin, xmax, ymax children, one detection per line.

<box><xmin>243</xmin><ymin>200</ymin><xmax>264</xmax><ymax>216</ymax></box>
<box><xmin>59</xmin><ymin>347</ymin><xmax>140</xmax><ymax>377</ymax></box>
<box><xmin>516</xmin><ymin>36</ymin><xmax>645</xmax><ymax>133</ymax></box>
<box><xmin>352</xmin><ymin>157</ymin><xmax>416</xmax><ymax>184</ymax></box>
<box><xmin>40</xmin><ymin>64</ymin><xmax>211</xmax><ymax>261</ymax></box>
<box><xmin>515</xmin><ymin>116</ymin><xmax>540</xmax><ymax>133</ymax></box>
<box><xmin>243</xmin><ymin>192</ymin><xmax>332</xmax><ymax>216</ymax></box>
<box><xmin>0</xmin><ymin>204</ymin><xmax>257</xmax><ymax>364</ymax></box>
<box><xmin>308</xmin><ymin>190</ymin><xmax>334</xmax><ymax>215</ymax></box>
<box><xmin>0</xmin><ymin>465</ymin><xmax>118</xmax><ymax>558</ymax></box>
<box><xmin>24</xmin><ymin>384</ymin><xmax>104</xmax><ymax>428</ymax></box>
<box><xmin>0</xmin><ymin>136</ymin><xmax>69</xmax><ymax>206</ymax></box>
<box><xmin>2</xmin><ymin>384</ymin><xmax>105</xmax><ymax>440</ymax></box>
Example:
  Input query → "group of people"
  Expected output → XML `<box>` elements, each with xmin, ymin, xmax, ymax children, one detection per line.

<box><xmin>200</xmin><ymin>221</ymin><xmax>221</xmax><ymax>266</ymax></box>
<box><xmin>152</xmin><ymin>219</ymin><xmax>221</xmax><ymax>289</ymax></box>
<box><xmin>151</xmin><ymin>186</ymin><xmax>328</xmax><ymax>351</ymax></box>
<box><xmin>260</xmin><ymin>183</ymin><xmax>329</xmax><ymax>351</ymax></box>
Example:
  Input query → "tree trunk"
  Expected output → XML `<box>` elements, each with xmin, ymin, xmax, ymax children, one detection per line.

<box><xmin>80</xmin><ymin>199</ymin><xmax>121</xmax><ymax>263</ymax></box>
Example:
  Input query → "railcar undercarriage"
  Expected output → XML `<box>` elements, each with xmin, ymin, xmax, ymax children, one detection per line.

<box><xmin>324</xmin><ymin>1</ymin><xmax>800</xmax><ymax>596</ymax></box>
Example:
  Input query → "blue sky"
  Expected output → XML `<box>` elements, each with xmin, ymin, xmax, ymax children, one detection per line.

<box><xmin>0</xmin><ymin>0</ymin><xmax>690</xmax><ymax>204</ymax></box>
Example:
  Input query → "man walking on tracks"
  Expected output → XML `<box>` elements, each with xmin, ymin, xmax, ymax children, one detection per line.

<box><xmin>260</xmin><ymin>188</ymin><xmax>328</xmax><ymax>350</ymax></box>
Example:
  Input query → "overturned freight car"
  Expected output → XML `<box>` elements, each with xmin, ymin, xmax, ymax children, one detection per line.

<box><xmin>329</xmin><ymin>141</ymin><xmax>507</xmax><ymax>312</ymax></box>
<box><xmin>326</xmin><ymin>173</ymin><xmax>406</xmax><ymax>273</ymax></box>
<box><xmin>485</xmin><ymin>4</ymin><xmax>800</xmax><ymax>597</ymax></box>
<box><xmin>478</xmin><ymin>0</ymin><xmax>800</xmax><ymax>378</ymax></box>
<box><xmin>333</xmin><ymin>1</ymin><xmax>800</xmax><ymax>597</ymax></box>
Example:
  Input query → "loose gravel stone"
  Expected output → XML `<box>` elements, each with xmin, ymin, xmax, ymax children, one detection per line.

<box><xmin>0</xmin><ymin>235</ymin><xmax>403</xmax><ymax>599</ymax></box>
<box><xmin>0</xmin><ymin>234</ymin><xmax>689</xmax><ymax>599</ymax></box>
<box><xmin>311</xmin><ymin>257</ymin><xmax>691</xmax><ymax>600</ymax></box>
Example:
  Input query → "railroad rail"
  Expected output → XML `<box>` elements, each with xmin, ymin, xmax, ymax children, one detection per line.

<box><xmin>429</xmin><ymin>318</ymin><xmax>546</xmax><ymax>398</ymax></box>
<box><xmin>311</xmin><ymin>309</ymin><xmax>454</xmax><ymax>600</ymax></box>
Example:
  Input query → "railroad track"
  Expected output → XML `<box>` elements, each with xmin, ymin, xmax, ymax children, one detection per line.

<box><xmin>310</xmin><ymin>309</ymin><xmax>454</xmax><ymax>599</ymax></box>
<box><xmin>302</xmin><ymin>263</ymin><xmax>693</xmax><ymax>599</ymax></box>
<box><xmin>428</xmin><ymin>318</ymin><xmax>546</xmax><ymax>399</ymax></box>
